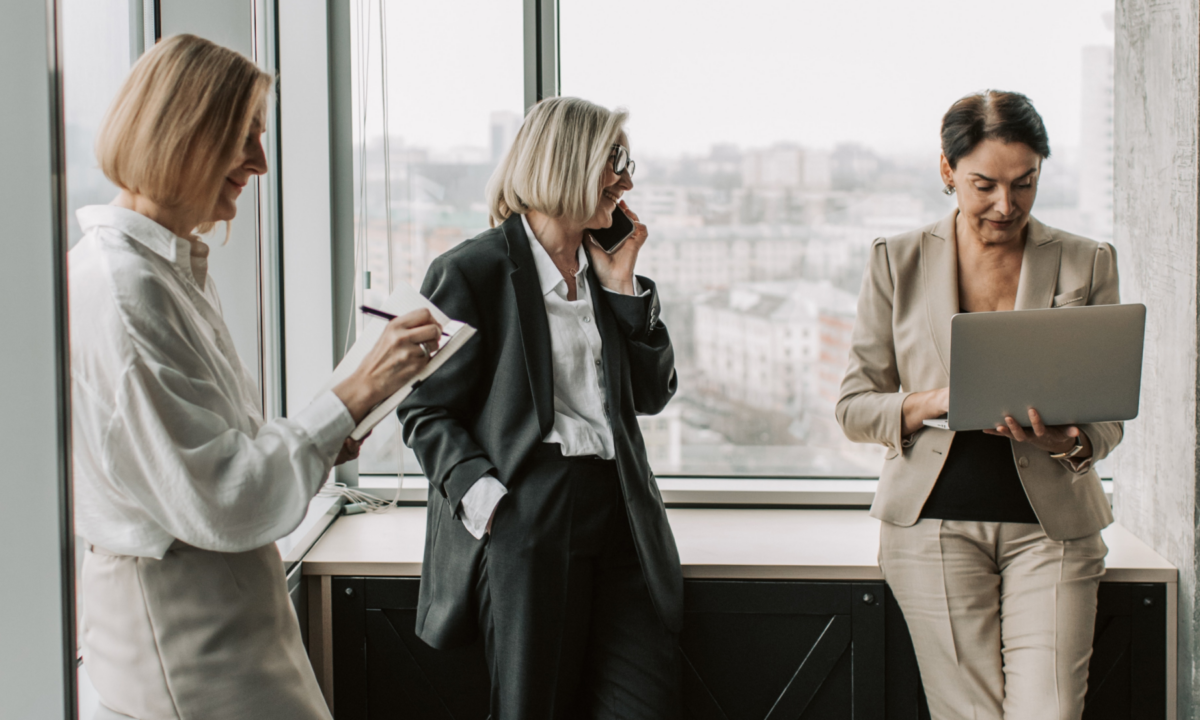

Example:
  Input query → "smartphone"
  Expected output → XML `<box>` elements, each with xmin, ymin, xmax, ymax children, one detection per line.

<box><xmin>588</xmin><ymin>205</ymin><xmax>636</xmax><ymax>254</ymax></box>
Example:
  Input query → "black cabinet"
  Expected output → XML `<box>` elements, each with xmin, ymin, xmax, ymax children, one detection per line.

<box><xmin>329</xmin><ymin>578</ymin><xmax>1166</xmax><ymax>720</ymax></box>
<box><xmin>678</xmin><ymin>581</ymin><xmax>886</xmax><ymax>719</ymax></box>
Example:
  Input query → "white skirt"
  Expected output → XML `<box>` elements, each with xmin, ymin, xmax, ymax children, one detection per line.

<box><xmin>81</xmin><ymin>542</ymin><xmax>331</xmax><ymax>720</ymax></box>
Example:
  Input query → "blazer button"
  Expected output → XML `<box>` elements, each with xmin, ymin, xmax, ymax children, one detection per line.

<box><xmin>1017</xmin><ymin>457</ymin><xmax>1030</xmax><ymax>469</ymax></box>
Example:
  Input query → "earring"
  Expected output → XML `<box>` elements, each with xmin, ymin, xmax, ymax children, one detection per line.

<box><xmin>943</xmin><ymin>185</ymin><xmax>956</xmax><ymax>196</ymax></box>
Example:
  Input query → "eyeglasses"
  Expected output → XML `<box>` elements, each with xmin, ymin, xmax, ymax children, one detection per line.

<box><xmin>611</xmin><ymin>144</ymin><xmax>636</xmax><ymax>177</ymax></box>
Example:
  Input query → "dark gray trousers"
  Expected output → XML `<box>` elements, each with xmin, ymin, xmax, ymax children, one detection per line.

<box><xmin>476</xmin><ymin>448</ymin><xmax>680</xmax><ymax>720</ymax></box>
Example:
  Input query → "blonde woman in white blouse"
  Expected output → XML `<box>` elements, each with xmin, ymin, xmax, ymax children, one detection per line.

<box><xmin>69</xmin><ymin>35</ymin><xmax>440</xmax><ymax>720</ymax></box>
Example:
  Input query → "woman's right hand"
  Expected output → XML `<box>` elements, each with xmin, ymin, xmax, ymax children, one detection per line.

<box><xmin>333</xmin><ymin>309</ymin><xmax>442</xmax><ymax>423</ymax></box>
<box><xmin>901</xmin><ymin>387</ymin><xmax>949</xmax><ymax>437</ymax></box>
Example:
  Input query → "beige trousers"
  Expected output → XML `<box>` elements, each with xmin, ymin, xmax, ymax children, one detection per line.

<box><xmin>879</xmin><ymin>520</ymin><xmax>1107</xmax><ymax>720</ymax></box>
<box><xmin>81</xmin><ymin>542</ymin><xmax>331</xmax><ymax>720</ymax></box>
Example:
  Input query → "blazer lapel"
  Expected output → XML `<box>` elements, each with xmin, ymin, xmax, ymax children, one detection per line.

<box><xmin>923</xmin><ymin>211</ymin><xmax>958</xmax><ymax>376</ymax></box>
<box><xmin>584</xmin><ymin>256</ymin><xmax>623</xmax><ymax>422</ymax></box>
<box><xmin>503</xmin><ymin>215</ymin><xmax>555</xmax><ymax>435</ymax></box>
<box><xmin>1014</xmin><ymin>216</ymin><xmax>1062</xmax><ymax>311</ymax></box>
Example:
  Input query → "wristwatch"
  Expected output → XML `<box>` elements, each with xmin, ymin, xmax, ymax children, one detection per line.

<box><xmin>1050</xmin><ymin>435</ymin><xmax>1084</xmax><ymax>459</ymax></box>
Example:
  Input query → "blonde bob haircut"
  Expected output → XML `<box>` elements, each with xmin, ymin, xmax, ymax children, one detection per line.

<box><xmin>96</xmin><ymin>34</ymin><xmax>273</xmax><ymax>232</ymax></box>
<box><xmin>486</xmin><ymin>97</ymin><xmax>628</xmax><ymax>227</ymax></box>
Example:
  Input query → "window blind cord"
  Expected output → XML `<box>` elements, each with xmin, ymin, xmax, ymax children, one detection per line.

<box><xmin>379</xmin><ymin>0</ymin><xmax>394</xmax><ymax>295</ymax></box>
<box><xmin>323</xmin><ymin>0</ymin><xmax>404</xmax><ymax>516</ymax></box>
<box><xmin>343</xmin><ymin>0</ymin><xmax>375</xmax><ymax>359</ymax></box>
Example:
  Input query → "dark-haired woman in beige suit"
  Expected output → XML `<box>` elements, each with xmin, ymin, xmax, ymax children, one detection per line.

<box><xmin>838</xmin><ymin>90</ymin><xmax>1122</xmax><ymax>720</ymax></box>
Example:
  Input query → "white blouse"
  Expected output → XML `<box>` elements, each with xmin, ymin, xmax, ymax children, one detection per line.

<box><xmin>69</xmin><ymin>205</ymin><xmax>354</xmax><ymax>558</ymax></box>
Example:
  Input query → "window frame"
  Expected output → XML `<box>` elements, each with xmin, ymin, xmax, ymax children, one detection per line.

<box><xmin>336</xmin><ymin>0</ymin><xmax>888</xmax><ymax>492</ymax></box>
<box><xmin>319</xmin><ymin>0</ymin><xmax>1119</xmax><ymax>497</ymax></box>
<box><xmin>3</xmin><ymin>0</ymin><xmax>78</xmax><ymax>715</ymax></box>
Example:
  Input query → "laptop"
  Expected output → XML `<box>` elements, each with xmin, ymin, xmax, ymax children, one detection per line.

<box><xmin>923</xmin><ymin>303</ymin><xmax>1146</xmax><ymax>431</ymax></box>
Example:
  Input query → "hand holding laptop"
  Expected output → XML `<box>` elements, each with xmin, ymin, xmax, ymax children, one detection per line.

<box><xmin>983</xmin><ymin>407</ymin><xmax>1092</xmax><ymax>458</ymax></box>
<box><xmin>901</xmin><ymin>387</ymin><xmax>949</xmax><ymax>436</ymax></box>
<box><xmin>905</xmin><ymin>390</ymin><xmax>1090</xmax><ymax>457</ymax></box>
<box><xmin>917</xmin><ymin>305</ymin><xmax>1145</xmax><ymax>435</ymax></box>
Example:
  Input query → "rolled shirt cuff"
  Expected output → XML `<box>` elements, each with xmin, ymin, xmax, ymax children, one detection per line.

<box><xmin>292</xmin><ymin>389</ymin><xmax>357</xmax><ymax>458</ymax></box>
<box><xmin>601</xmin><ymin>277</ymin><xmax>648</xmax><ymax>297</ymax></box>
<box><xmin>459</xmin><ymin>474</ymin><xmax>508</xmax><ymax>539</ymax></box>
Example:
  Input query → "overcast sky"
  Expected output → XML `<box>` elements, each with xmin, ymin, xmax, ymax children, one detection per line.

<box><xmin>358</xmin><ymin>0</ymin><xmax>1114</xmax><ymax>157</ymax></box>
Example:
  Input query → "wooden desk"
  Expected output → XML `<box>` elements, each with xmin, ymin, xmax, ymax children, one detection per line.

<box><xmin>302</xmin><ymin>508</ymin><xmax>1178</xmax><ymax>719</ymax></box>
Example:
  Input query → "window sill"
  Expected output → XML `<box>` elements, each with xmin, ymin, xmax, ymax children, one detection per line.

<box><xmin>279</xmin><ymin>493</ymin><xmax>344</xmax><ymax>568</ymax></box>
<box><xmin>356</xmin><ymin>475</ymin><xmax>1114</xmax><ymax>508</ymax></box>
<box><xmin>299</xmin><ymin>501</ymin><xmax>1169</xmax><ymax>583</ymax></box>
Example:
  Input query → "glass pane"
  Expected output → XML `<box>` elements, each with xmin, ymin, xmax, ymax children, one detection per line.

<box><xmin>561</xmin><ymin>0</ymin><xmax>1114</xmax><ymax>476</ymax></box>
<box><xmin>351</xmin><ymin>0</ymin><xmax>524</xmax><ymax>473</ymax></box>
<box><xmin>63</xmin><ymin>0</ymin><xmax>134</xmax><ymax>248</ymax></box>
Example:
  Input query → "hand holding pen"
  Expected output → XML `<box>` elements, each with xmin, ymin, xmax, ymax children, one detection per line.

<box><xmin>331</xmin><ymin>307</ymin><xmax>442</xmax><ymax>423</ymax></box>
<box><xmin>361</xmin><ymin>305</ymin><xmax>446</xmax><ymax>357</ymax></box>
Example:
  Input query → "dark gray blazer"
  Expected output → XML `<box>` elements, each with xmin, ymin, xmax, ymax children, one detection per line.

<box><xmin>397</xmin><ymin>213</ymin><xmax>683</xmax><ymax>649</ymax></box>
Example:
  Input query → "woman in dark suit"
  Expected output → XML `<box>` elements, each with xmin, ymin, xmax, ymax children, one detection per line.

<box><xmin>398</xmin><ymin>96</ymin><xmax>682</xmax><ymax>720</ymax></box>
<box><xmin>837</xmin><ymin>91</ymin><xmax>1122</xmax><ymax>720</ymax></box>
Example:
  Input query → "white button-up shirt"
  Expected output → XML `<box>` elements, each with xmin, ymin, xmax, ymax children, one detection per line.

<box><xmin>69</xmin><ymin>205</ymin><xmax>354</xmax><ymax>558</ymax></box>
<box><xmin>528</xmin><ymin>215</ymin><xmax>617</xmax><ymax>460</ymax></box>
<box><xmin>457</xmin><ymin>215</ymin><xmax>646</xmax><ymax>538</ymax></box>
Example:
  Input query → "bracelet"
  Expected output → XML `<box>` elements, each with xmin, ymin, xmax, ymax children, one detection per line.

<box><xmin>1049</xmin><ymin>435</ymin><xmax>1084</xmax><ymax>459</ymax></box>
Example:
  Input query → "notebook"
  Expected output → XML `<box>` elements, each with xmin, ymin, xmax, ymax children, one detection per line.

<box><xmin>323</xmin><ymin>283</ymin><xmax>476</xmax><ymax>440</ymax></box>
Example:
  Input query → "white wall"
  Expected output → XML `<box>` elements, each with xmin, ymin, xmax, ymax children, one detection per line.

<box><xmin>1111</xmin><ymin>0</ymin><xmax>1200</xmax><ymax>714</ymax></box>
<box><xmin>0</xmin><ymin>2</ymin><xmax>76</xmax><ymax>717</ymax></box>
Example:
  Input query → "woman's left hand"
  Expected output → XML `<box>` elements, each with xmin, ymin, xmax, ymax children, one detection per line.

<box><xmin>334</xmin><ymin>432</ymin><xmax>371</xmax><ymax>466</ymax></box>
<box><xmin>588</xmin><ymin>200</ymin><xmax>648</xmax><ymax>296</ymax></box>
<box><xmin>984</xmin><ymin>407</ymin><xmax>1092</xmax><ymax>458</ymax></box>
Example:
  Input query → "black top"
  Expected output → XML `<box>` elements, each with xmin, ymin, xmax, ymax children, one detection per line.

<box><xmin>919</xmin><ymin>430</ymin><xmax>1040</xmax><ymax>524</ymax></box>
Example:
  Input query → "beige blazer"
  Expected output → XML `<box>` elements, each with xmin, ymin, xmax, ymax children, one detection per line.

<box><xmin>837</xmin><ymin>211</ymin><xmax>1122</xmax><ymax>540</ymax></box>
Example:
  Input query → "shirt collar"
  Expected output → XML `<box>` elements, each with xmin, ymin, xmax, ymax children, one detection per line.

<box><xmin>77</xmin><ymin>205</ymin><xmax>209</xmax><ymax>289</ymax></box>
<box><xmin>521</xmin><ymin>213</ymin><xmax>589</xmax><ymax>298</ymax></box>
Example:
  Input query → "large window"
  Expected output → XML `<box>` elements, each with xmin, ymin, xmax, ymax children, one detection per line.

<box><xmin>355</xmin><ymin>0</ymin><xmax>1115</xmax><ymax>477</ymax></box>
<box><xmin>350</xmin><ymin>0</ymin><xmax>524</xmax><ymax>474</ymax></box>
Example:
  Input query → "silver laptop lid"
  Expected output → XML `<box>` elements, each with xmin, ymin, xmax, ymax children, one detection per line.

<box><xmin>944</xmin><ymin>303</ymin><xmax>1146</xmax><ymax>432</ymax></box>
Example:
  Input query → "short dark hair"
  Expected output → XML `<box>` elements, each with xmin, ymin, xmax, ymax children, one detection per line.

<box><xmin>940</xmin><ymin>90</ymin><xmax>1050</xmax><ymax>169</ymax></box>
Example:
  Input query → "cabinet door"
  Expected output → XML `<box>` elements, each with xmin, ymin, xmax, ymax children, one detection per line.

<box><xmin>679</xmin><ymin>580</ymin><xmax>886</xmax><ymax>720</ymax></box>
<box><xmin>328</xmin><ymin>578</ymin><xmax>1166</xmax><ymax>720</ymax></box>
<box><xmin>1084</xmin><ymin>583</ymin><xmax>1167</xmax><ymax>720</ymax></box>
<box><xmin>332</xmin><ymin>577</ymin><xmax>490</xmax><ymax>719</ymax></box>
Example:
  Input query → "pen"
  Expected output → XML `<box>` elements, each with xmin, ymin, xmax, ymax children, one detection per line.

<box><xmin>360</xmin><ymin>305</ymin><xmax>452</xmax><ymax>338</ymax></box>
<box><xmin>360</xmin><ymin>305</ymin><xmax>397</xmax><ymax>321</ymax></box>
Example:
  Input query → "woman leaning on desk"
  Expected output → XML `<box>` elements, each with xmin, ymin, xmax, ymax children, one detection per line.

<box><xmin>837</xmin><ymin>90</ymin><xmax>1122</xmax><ymax>720</ymax></box>
<box><xmin>397</xmin><ymin>96</ymin><xmax>682</xmax><ymax>720</ymax></box>
<box><xmin>70</xmin><ymin>35</ymin><xmax>441</xmax><ymax>720</ymax></box>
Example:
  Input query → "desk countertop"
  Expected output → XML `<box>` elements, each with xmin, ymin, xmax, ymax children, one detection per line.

<box><xmin>301</xmin><ymin>508</ymin><xmax>1177</xmax><ymax>583</ymax></box>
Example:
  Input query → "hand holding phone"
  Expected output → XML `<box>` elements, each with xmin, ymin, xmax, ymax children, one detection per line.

<box><xmin>587</xmin><ymin>204</ymin><xmax>636</xmax><ymax>254</ymax></box>
<box><xmin>587</xmin><ymin>200</ymin><xmax>648</xmax><ymax>296</ymax></box>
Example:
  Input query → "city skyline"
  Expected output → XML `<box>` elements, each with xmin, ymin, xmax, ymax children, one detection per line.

<box><xmin>351</xmin><ymin>0</ymin><xmax>1114</xmax><ymax>156</ymax></box>
<box><xmin>350</xmin><ymin>3</ymin><xmax>1115</xmax><ymax>475</ymax></box>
